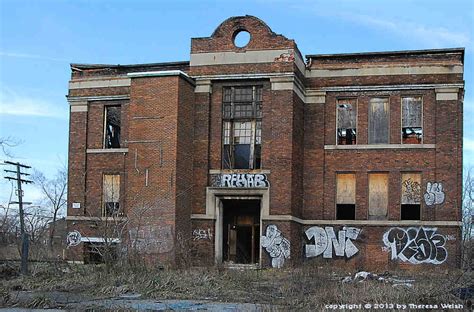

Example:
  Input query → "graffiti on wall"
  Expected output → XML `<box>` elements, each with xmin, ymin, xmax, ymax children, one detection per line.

<box><xmin>261</xmin><ymin>225</ymin><xmax>290</xmax><ymax>268</ymax></box>
<box><xmin>424</xmin><ymin>182</ymin><xmax>445</xmax><ymax>206</ymax></box>
<box><xmin>210</xmin><ymin>173</ymin><xmax>269</xmax><ymax>188</ymax></box>
<box><xmin>129</xmin><ymin>224</ymin><xmax>173</xmax><ymax>254</ymax></box>
<box><xmin>66</xmin><ymin>230</ymin><xmax>82</xmax><ymax>248</ymax></box>
<box><xmin>305</xmin><ymin>226</ymin><xmax>361</xmax><ymax>259</ymax></box>
<box><xmin>193</xmin><ymin>228</ymin><xmax>213</xmax><ymax>240</ymax></box>
<box><xmin>383</xmin><ymin>227</ymin><xmax>447</xmax><ymax>264</ymax></box>
<box><xmin>402</xmin><ymin>178</ymin><xmax>422</xmax><ymax>203</ymax></box>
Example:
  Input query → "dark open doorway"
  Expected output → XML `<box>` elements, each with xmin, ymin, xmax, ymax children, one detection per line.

<box><xmin>222</xmin><ymin>199</ymin><xmax>260</xmax><ymax>264</ymax></box>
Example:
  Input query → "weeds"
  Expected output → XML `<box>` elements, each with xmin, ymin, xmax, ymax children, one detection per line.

<box><xmin>1</xmin><ymin>262</ymin><xmax>471</xmax><ymax>310</ymax></box>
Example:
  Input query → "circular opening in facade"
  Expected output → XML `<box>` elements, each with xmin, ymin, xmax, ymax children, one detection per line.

<box><xmin>234</xmin><ymin>30</ymin><xmax>251</xmax><ymax>48</ymax></box>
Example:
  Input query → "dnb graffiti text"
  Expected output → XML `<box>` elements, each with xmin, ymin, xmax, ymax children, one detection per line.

<box><xmin>305</xmin><ymin>226</ymin><xmax>361</xmax><ymax>259</ymax></box>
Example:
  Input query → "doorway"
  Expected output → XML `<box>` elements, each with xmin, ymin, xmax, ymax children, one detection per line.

<box><xmin>222</xmin><ymin>199</ymin><xmax>260</xmax><ymax>264</ymax></box>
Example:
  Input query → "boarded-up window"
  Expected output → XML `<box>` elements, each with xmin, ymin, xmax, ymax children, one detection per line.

<box><xmin>368</xmin><ymin>98</ymin><xmax>389</xmax><ymax>144</ymax></box>
<box><xmin>337</xmin><ymin>99</ymin><xmax>357</xmax><ymax>145</ymax></box>
<box><xmin>336</xmin><ymin>173</ymin><xmax>356</xmax><ymax>220</ymax></box>
<box><xmin>402</xmin><ymin>97</ymin><xmax>422</xmax><ymax>144</ymax></box>
<box><xmin>368</xmin><ymin>173</ymin><xmax>388</xmax><ymax>220</ymax></box>
<box><xmin>401</xmin><ymin>173</ymin><xmax>421</xmax><ymax>220</ymax></box>
<box><xmin>103</xmin><ymin>174</ymin><xmax>120</xmax><ymax>216</ymax></box>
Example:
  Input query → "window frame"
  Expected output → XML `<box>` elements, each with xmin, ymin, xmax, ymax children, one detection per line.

<box><xmin>368</xmin><ymin>97</ymin><xmax>390</xmax><ymax>145</ymax></box>
<box><xmin>400</xmin><ymin>172</ymin><xmax>422</xmax><ymax>220</ymax></box>
<box><xmin>103</xmin><ymin>105</ymin><xmax>122</xmax><ymax>149</ymax></box>
<box><xmin>400</xmin><ymin>96</ymin><xmax>423</xmax><ymax>144</ymax></box>
<box><xmin>335</xmin><ymin>172</ymin><xmax>356</xmax><ymax>220</ymax></box>
<box><xmin>367</xmin><ymin>172</ymin><xmax>389</xmax><ymax>220</ymax></box>
<box><xmin>336</xmin><ymin>98</ymin><xmax>358</xmax><ymax>145</ymax></box>
<box><xmin>102</xmin><ymin>173</ymin><xmax>121</xmax><ymax>217</ymax></box>
<box><xmin>221</xmin><ymin>85</ymin><xmax>263</xmax><ymax>170</ymax></box>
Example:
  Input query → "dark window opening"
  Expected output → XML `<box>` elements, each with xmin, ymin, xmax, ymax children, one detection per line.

<box><xmin>337</xmin><ymin>100</ymin><xmax>357</xmax><ymax>145</ymax></box>
<box><xmin>336</xmin><ymin>204</ymin><xmax>355</xmax><ymax>220</ymax></box>
<box><xmin>222</xmin><ymin>199</ymin><xmax>260</xmax><ymax>264</ymax></box>
<box><xmin>222</xmin><ymin>86</ymin><xmax>262</xmax><ymax>170</ymax></box>
<box><xmin>401</xmin><ymin>204</ymin><xmax>421</xmax><ymax>220</ymax></box>
<box><xmin>105</xmin><ymin>202</ymin><xmax>120</xmax><ymax>216</ymax></box>
<box><xmin>104</xmin><ymin>106</ymin><xmax>121</xmax><ymax>148</ymax></box>
<box><xmin>84</xmin><ymin>242</ymin><xmax>117</xmax><ymax>264</ymax></box>
<box><xmin>402</xmin><ymin>97</ymin><xmax>422</xmax><ymax>144</ymax></box>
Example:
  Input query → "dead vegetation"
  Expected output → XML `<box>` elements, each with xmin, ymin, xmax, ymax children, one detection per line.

<box><xmin>0</xmin><ymin>261</ymin><xmax>472</xmax><ymax>310</ymax></box>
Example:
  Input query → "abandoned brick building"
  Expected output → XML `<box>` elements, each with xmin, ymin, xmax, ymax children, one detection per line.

<box><xmin>65</xmin><ymin>16</ymin><xmax>464</xmax><ymax>269</ymax></box>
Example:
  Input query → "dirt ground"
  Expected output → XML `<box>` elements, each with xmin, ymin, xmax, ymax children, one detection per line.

<box><xmin>0</xmin><ymin>261</ymin><xmax>472</xmax><ymax>311</ymax></box>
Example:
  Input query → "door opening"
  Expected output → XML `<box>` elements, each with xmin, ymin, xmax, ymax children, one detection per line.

<box><xmin>222</xmin><ymin>199</ymin><xmax>260</xmax><ymax>264</ymax></box>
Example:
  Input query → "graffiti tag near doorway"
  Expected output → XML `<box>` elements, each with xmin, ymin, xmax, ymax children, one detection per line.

<box><xmin>210</xmin><ymin>173</ymin><xmax>269</xmax><ymax>188</ymax></box>
<box><xmin>261</xmin><ymin>225</ymin><xmax>290</xmax><ymax>268</ymax></box>
<box><xmin>193</xmin><ymin>228</ymin><xmax>212</xmax><ymax>240</ymax></box>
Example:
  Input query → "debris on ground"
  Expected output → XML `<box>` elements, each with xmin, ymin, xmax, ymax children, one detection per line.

<box><xmin>451</xmin><ymin>285</ymin><xmax>474</xmax><ymax>300</ymax></box>
<box><xmin>341</xmin><ymin>271</ymin><xmax>415</xmax><ymax>288</ymax></box>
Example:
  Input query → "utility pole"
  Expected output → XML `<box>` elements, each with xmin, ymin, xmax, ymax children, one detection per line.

<box><xmin>4</xmin><ymin>161</ymin><xmax>33</xmax><ymax>275</ymax></box>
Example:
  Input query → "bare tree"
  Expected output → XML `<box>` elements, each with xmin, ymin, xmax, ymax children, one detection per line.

<box><xmin>461</xmin><ymin>166</ymin><xmax>474</xmax><ymax>269</ymax></box>
<box><xmin>0</xmin><ymin>136</ymin><xmax>21</xmax><ymax>157</ymax></box>
<box><xmin>32</xmin><ymin>165</ymin><xmax>67</xmax><ymax>249</ymax></box>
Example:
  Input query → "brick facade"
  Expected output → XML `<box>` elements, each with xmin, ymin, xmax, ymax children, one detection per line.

<box><xmin>66</xmin><ymin>16</ymin><xmax>464</xmax><ymax>269</ymax></box>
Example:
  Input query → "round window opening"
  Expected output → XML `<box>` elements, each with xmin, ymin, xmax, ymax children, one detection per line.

<box><xmin>234</xmin><ymin>30</ymin><xmax>251</xmax><ymax>48</ymax></box>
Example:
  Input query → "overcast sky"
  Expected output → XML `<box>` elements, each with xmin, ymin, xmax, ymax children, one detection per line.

<box><xmin>0</xmin><ymin>0</ymin><xmax>473</xmax><ymax>206</ymax></box>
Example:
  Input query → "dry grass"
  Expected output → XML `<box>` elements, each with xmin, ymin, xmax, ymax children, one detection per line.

<box><xmin>1</xmin><ymin>261</ymin><xmax>472</xmax><ymax>310</ymax></box>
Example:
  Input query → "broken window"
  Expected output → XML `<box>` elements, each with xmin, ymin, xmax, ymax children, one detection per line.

<box><xmin>402</xmin><ymin>96</ymin><xmax>422</xmax><ymax>144</ymax></box>
<box><xmin>83</xmin><ymin>242</ymin><xmax>117</xmax><ymax>264</ymax></box>
<box><xmin>337</xmin><ymin>99</ymin><xmax>357</xmax><ymax>145</ymax></box>
<box><xmin>368</xmin><ymin>173</ymin><xmax>388</xmax><ymax>220</ymax></box>
<box><xmin>368</xmin><ymin>98</ymin><xmax>389</xmax><ymax>144</ymax></box>
<box><xmin>103</xmin><ymin>174</ymin><xmax>120</xmax><ymax>216</ymax></box>
<box><xmin>222</xmin><ymin>86</ymin><xmax>262</xmax><ymax>169</ymax></box>
<box><xmin>401</xmin><ymin>173</ymin><xmax>421</xmax><ymax>220</ymax></box>
<box><xmin>104</xmin><ymin>106</ymin><xmax>121</xmax><ymax>148</ymax></box>
<box><xmin>336</xmin><ymin>173</ymin><xmax>356</xmax><ymax>220</ymax></box>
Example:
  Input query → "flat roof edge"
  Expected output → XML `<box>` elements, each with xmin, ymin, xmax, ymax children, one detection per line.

<box><xmin>70</xmin><ymin>61</ymin><xmax>189</xmax><ymax>70</ymax></box>
<box><xmin>306</xmin><ymin>48</ymin><xmax>465</xmax><ymax>60</ymax></box>
<box><xmin>127</xmin><ymin>70</ymin><xmax>195</xmax><ymax>85</ymax></box>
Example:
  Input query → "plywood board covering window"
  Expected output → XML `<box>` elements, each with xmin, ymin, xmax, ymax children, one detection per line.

<box><xmin>401</xmin><ymin>172</ymin><xmax>421</xmax><ymax>220</ymax></box>
<box><xmin>368</xmin><ymin>98</ymin><xmax>389</xmax><ymax>144</ymax></box>
<box><xmin>368</xmin><ymin>173</ymin><xmax>388</xmax><ymax>220</ymax></box>
<box><xmin>103</xmin><ymin>174</ymin><xmax>120</xmax><ymax>216</ymax></box>
<box><xmin>402</xmin><ymin>96</ymin><xmax>422</xmax><ymax>144</ymax></box>
<box><xmin>336</xmin><ymin>173</ymin><xmax>356</xmax><ymax>220</ymax></box>
<box><xmin>337</xmin><ymin>99</ymin><xmax>357</xmax><ymax>145</ymax></box>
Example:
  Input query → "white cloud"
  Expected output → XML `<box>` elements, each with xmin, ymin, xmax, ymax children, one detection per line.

<box><xmin>295</xmin><ymin>7</ymin><xmax>471</xmax><ymax>48</ymax></box>
<box><xmin>0</xmin><ymin>51</ymin><xmax>68</xmax><ymax>62</ymax></box>
<box><xmin>0</xmin><ymin>87</ymin><xmax>68</xmax><ymax>119</ymax></box>
<box><xmin>341</xmin><ymin>12</ymin><xmax>471</xmax><ymax>48</ymax></box>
